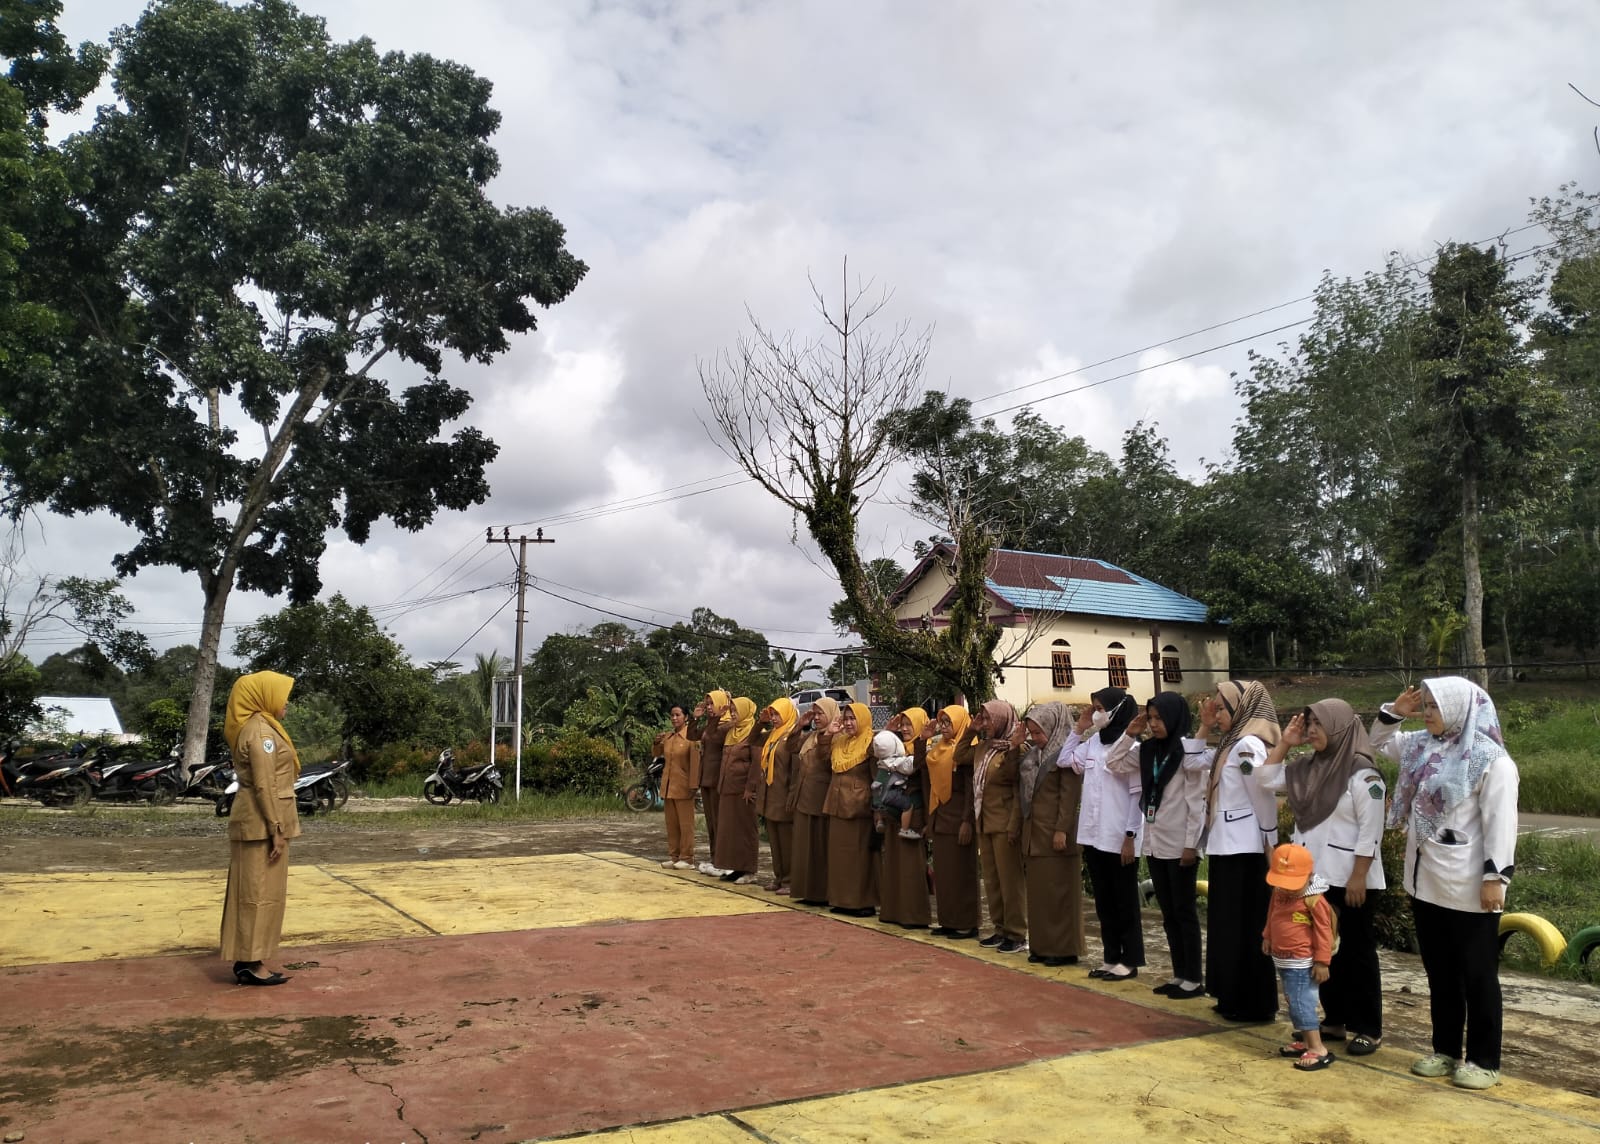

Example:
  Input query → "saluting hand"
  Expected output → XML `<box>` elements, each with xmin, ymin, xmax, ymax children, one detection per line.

<box><xmin>1126</xmin><ymin>712</ymin><xmax>1149</xmax><ymax>738</ymax></box>
<box><xmin>1073</xmin><ymin>707</ymin><xmax>1094</xmax><ymax>735</ymax></box>
<box><xmin>1393</xmin><ymin>686</ymin><xmax>1424</xmax><ymax>718</ymax></box>
<box><xmin>1282</xmin><ymin>713</ymin><xmax>1307</xmax><ymax>748</ymax></box>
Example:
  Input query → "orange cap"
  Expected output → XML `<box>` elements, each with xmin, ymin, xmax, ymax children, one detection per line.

<box><xmin>1266</xmin><ymin>843</ymin><xmax>1314</xmax><ymax>888</ymax></box>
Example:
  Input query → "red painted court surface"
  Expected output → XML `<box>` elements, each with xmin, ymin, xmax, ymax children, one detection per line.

<box><xmin>1</xmin><ymin>909</ymin><xmax>1209</xmax><ymax>1142</ymax></box>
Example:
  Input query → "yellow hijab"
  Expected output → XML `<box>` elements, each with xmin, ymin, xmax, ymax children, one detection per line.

<box><xmin>760</xmin><ymin>697</ymin><xmax>799</xmax><ymax>783</ymax></box>
<box><xmin>724</xmin><ymin>696</ymin><xmax>757</xmax><ymax>746</ymax></box>
<box><xmin>224</xmin><ymin>671</ymin><xmax>298</xmax><ymax>775</ymax></box>
<box><xmin>830</xmin><ymin>702</ymin><xmax>875</xmax><ymax>772</ymax></box>
<box><xmin>896</xmin><ymin>707</ymin><xmax>930</xmax><ymax>745</ymax></box>
<box><xmin>925</xmin><ymin>705</ymin><xmax>971</xmax><ymax>815</ymax></box>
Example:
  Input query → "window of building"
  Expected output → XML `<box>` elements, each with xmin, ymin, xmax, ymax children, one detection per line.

<box><xmin>1050</xmin><ymin>639</ymin><xmax>1073</xmax><ymax>688</ymax></box>
<box><xmin>1106</xmin><ymin>642</ymin><xmax>1129</xmax><ymax>688</ymax></box>
<box><xmin>1161</xmin><ymin>645</ymin><xmax>1182</xmax><ymax>683</ymax></box>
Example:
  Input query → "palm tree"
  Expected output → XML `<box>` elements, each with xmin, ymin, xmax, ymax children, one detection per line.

<box><xmin>771</xmin><ymin>650</ymin><xmax>823</xmax><ymax>693</ymax></box>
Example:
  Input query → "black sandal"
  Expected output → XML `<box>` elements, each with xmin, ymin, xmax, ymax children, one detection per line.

<box><xmin>1347</xmin><ymin>1035</ymin><xmax>1383</xmax><ymax>1056</ymax></box>
<box><xmin>233</xmin><ymin>963</ymin><xmax>289</xmax><ymax>986</ymax></box>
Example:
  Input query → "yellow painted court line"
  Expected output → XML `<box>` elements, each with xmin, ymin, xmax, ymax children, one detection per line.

<box><xmin>550</xmin><ymin>1114</ymin><xmax>758</xmax><ymax>1143</ymax></box>
<box><xmin>727</xmin><ymin>1032</ymin><xmax>1600</xmax><ymax>1143</ymax></box>
<box><xmin>0</xmin><ymin>852</ymin><xmax>776</xmax><ymax>967</ymax></box>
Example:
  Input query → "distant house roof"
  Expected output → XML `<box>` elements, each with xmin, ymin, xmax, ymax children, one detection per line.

<box><xmin>891</xmin><ymin>545</ymin><xmax>1217</xmax><ymax>626</ymax></box>
<box><xmin>34</xmin><ymin>696</ymin><xmax>125</xmax><ymax>737</ymax></box>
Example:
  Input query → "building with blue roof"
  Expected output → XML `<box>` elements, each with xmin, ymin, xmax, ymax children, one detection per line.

<box><xmin>885</xmin><ymin>545</ymin><xmax>1230</xmax><ymax>708</ymax></box>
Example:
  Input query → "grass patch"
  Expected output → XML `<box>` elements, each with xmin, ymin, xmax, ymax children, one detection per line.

<box><xmin>1501</xmin><ymin>833</ymin><xmax>1600</xmax><ymax>979</ymax></box>
<box><xmin>328</xmin><ymin>791</ymin><xmax>629</xmax><ymax>829</ymax></box>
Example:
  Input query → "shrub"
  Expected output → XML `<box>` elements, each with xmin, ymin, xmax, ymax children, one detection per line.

<box><xmin>521</xmin><ymin>731</ymin><xmax>628</xmax><ymax>796</ymax></box>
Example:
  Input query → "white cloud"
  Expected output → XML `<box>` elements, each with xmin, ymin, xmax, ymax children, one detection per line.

<box><xmin>29</xmin><ymin>0</ymin><xmax>1600</xmax><ymax>671</ymax></box>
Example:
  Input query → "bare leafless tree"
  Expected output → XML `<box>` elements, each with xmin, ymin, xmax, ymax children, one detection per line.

<box><xmin>700</xmin><ymin>263</ymin><xmax>1055</xmax><ymax>704</ymax></box>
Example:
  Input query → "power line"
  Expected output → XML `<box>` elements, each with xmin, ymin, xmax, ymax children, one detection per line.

<box><xmin>440</xmin><ymin>592</ymin><xmax>517</xmax><ymax>664</ymax></box>
<box><xmin>528</xmin><ymin>581</ymin><xmax>830</xmax><ymax>657</ymax></box>
<box><xmin>533</xmin><ymin>574</ymin><xmax>843</xmax><ymax>639</ymax></box>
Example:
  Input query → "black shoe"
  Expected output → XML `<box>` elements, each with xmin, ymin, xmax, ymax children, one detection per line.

<box><xmin>1103</xmin><ymin>967</ymin><xmax>1138</xmax><ymax>981</ymax></box>
<box><xmin>997</xmin><ymin>938</ymin><xmax>1027</xmax><ymax>954</ymax></box>
<box><xmin>1028</xmin><ymin>952</ymin><xmax>1044</xmax><ymax>963</ymax></box>
<box><xmin>947</xmin><ymin>929</ymin><xmax>979</xmax><ymax>941</ymax></box>
<box><xmin>233</xmin><ymin>966</ymin><xmax>288</xmax><ymax>986</ymax></box>
<box><xmin>1040</xmin><ymin>955</ymin><xmax>1078</xmax><ymax>967</ymax></box>
<box><xmin>930</xmin><ymin>926</ymin><xmax>955</xmax><ymax>937</ymax></box>
<box><xmin>1088</xmin><ymin>968</ymin><xmax>1110</xmax><ymax>979</ymax></box>
<box><xmin>829</xmin><ymin>905</ymin><xmax>874</xmax><ymax>918</ymax></box>
<box><xmin>1172</xmin><ymin>984</ymin><xmax>1207</xmax><ymax>1000</ymax></box>
<box><xmin>979</xmin><ymin>933</ymin><xmax>1005</xmax><ymax>947</ymax></box>
<box><xmin>1153</xmin><ymin>982</ymin><xmax>1178</xmax><ymax>996</ymax></box>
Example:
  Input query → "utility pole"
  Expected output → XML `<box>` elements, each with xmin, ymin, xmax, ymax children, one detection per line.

<box><xmin>486</xmin><ymin>526</ymin><xmax>555</xmax><ymax>798</ymax></box>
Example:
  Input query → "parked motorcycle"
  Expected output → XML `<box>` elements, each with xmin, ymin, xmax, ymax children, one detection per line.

<box><xmin>213</xmin><ymin>759</ymin><xmax>352</xmax><ymax>818</ymax></box>
<box><xmin>623</xmin><ymin>756</ymin><xmax>665</xmax><ymax>812</ymax></box>
<box><xmin>180</xmin><ymin>753</ymin><xmax>235</xmax><ymax>802</ymax></box>
<box><xmin>88</xmin><ymin>749</ymin><xmax>182</xmax><ymax>805</ymax></box>
<box><xmin>422</xmin><ymin>748</ymin><xmax>503</xmax><ymax>805</ymax></box>
<box><xmin>11</xmin><ymin>743</ymin><xmax>97</xmax><ymax>807</ymax></box>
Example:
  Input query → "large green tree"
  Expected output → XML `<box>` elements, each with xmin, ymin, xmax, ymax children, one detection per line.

<box><xmin>1414</xmin><ymin>243</ymin><xmax>1566</xmax><ymax>684</ymax></box>
<box><xmin>0</xmin><ymin>0</ymin><xmax>585</xmax><ymax>773</ymax></box>
<box><xmin>0</xmin><ymin>0</ymin><xmax>106</xmax><ymax>391</ymax></box>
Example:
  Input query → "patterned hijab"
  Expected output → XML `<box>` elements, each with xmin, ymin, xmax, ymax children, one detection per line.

<box><xmin>830</xmin><ymin>702</ymin><xmax>875</xmax><ymax>773</ymax></box>
<box><xmin>925</xmin><ymin>705</ymin><xmax>971</xmax><ymax>816</ymax></box>
<box><xmin>1388</xmin><ymin>677</ymin><xmax>1506</xmax><ymax>842</ymax></box>
<box><xmin>1206</xmin><ymin>679</ymin><xmax>1280</xmax><ymax>832</ymax></box>
<box><xmin>973</xmin><ymin>699</ymin><xmax>1018</xmax><ymax>816</ymax></box>
<box><xmin>1286</xmin><ymin>698</ymin><xmax>1374</xmax><ymax>832</ymax></box>
<box><xmin>1019</xmin><ymin>702</ymin><xmax>1071</xmax><ymax>819</ymax></box>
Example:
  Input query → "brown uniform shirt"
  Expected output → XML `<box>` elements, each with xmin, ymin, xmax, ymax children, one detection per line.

<box><xmin>976</xmin><ymin>742</ymin><xmax>1022</xmax><ymax>836</ymax></box>
<box><xmin>226</xmin><ymin>714</ymin><xmax>302</xmax><ymax>842</ymax></box>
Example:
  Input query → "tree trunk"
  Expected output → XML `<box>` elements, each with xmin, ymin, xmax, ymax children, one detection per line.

<box><xmin>180</xmin><ymin>566</ymin><xmax>236</xmax><ymax>779</ymax></box>
<box><xmin>1267</xmin><ymin>629</ymin><xmax>1277</xmax><ymax>670</ymax></box>
<box><xmin>1461</xmin><ymin>475</ymin><xmax>1488</xmax><ymax>688</ymax></box>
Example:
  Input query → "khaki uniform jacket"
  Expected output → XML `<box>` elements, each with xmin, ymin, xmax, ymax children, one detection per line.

<box><xmin>921</xmin><ymin>728</ymin><xmax>978</xmax><ymax>836</ymax></box>
<box><xmin>653</xmin><ymin>728</ymin><xmax>700</xmax><ymax>799</ymax></box>
<box><xmin>227</xmin><ymin>713</ymin><xmax>302</xmax><ymax>842</ymax></box>
<box><xmin>688</xmin><ymin>715</ymin><xmax>730</xmax><ymax>789</ymax></box>
<box><xmin>1022</xmin><ymin>762</ymin><xmax>1081</xmax><ymax>859</ymax></box>
<box><xmin>787</xmin><ymin>731</ymin><xmax>833</xmax><ymax>816</ymax></box>
<box><xmin>754</xmin><ymin>731</ymin><xmax>800</xmax><ymax>819</ymax></box>
<box><xmin>976</xmin><ymin>743</ymin><xmax>1022</xmax><ymax>836</ymax></box>
<box><xmin>817</xmin><ymin>730</ymin><xmax>874</xmax><ymax>820</ymax></box>
<box><xmin>723</xmin><ymin>725</ymin><xmax>771</xmax><ymax>798</ymax></box>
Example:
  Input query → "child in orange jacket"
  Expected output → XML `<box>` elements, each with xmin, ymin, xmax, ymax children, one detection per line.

<box><xmin>1262</xmin><ymin>842</ymin><xmax>1336</xmax><ymax>1070</ymax></box>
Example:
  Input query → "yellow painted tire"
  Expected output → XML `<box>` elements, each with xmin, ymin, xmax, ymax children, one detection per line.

<box><xmin>1195</xmin><ymin>880</ymin><xmax>1208</xmax><ymax>899</ymax></box>
<box><xmin>1561</xmin><ymin>925</ymin><xmax>1600</xmax><ymax>974</ymax></box>
<box><xmin>1496</xmin><ymin>912</ymin><xmax>1566</xmax><ymax>968</ymax></box>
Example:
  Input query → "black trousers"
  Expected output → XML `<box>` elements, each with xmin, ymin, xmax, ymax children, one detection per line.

<box><xmin>1205</xmin><ymin>852</ymin><xmax>1277</xmax><ymax>1019</ymax></box>
<box><xmin>1149</xmin><ymin>856</ymin><xmax>1203</xmax><ymax>984</ymax></box>
<box><xmin>1411</xmin><ymin>896</ymin><xmax>1502</xmax><ymax>1069</ymax></box>
<box><xmin>1083</xmin><ymin>846</ymin><xmax>1145</xmax><ymax>967</ymax></box>
<box><xmin>1321</xmin><ymin>885</ymin><xmax>1383</xmax><ymax>1039</ymax></box>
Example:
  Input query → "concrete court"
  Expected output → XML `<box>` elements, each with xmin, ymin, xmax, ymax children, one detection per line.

<box><xmin>0</xmin><ymin>852</ymin><xmax>1594</xmax><ymax>1143</ymax></box>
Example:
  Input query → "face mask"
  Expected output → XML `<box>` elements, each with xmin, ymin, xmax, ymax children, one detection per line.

<box><xmin>1089</xmin><ymin>709</ymin><xmax>1110</xmax><ymax>729</ymax></box>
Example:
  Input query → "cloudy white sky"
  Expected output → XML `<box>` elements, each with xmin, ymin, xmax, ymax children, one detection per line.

<box><xmin>21</xmin><ymin>0</ymin><xmax>1600</xmax><ymax>671</ymax></box>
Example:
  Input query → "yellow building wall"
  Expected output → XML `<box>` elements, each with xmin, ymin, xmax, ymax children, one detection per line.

<box><xmin>888</xmin><ymin>561</ymin><xmax>1230</xmax><ymax>717</ymax></box>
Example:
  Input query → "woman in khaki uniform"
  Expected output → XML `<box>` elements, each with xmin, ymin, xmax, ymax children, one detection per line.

<box><xmin>919</xmin><ymin>706</ymin><xmax>979</xmax><ymax>939</ymax></box>
<box><xmin>1021</xmin><ymin>701</ymin><xmax>1086</xmax><ymax>966</ymax></box>
<box><xmin>653</xmin><ymin>704</ymin><xmax>701</xmax><ymax>868</ymax></box>
<box><xmin>713</xmin><ymin>697</ymin><xmax>764</xmax><ymax>882</ymax></box>
<box><xmin>974</xmin><ymin>699</ymin><xmax>1027</xmax><ymax>954</ymax></box>
<box><xmin>786</xmin><ymin>698</ymin><xmax>838</xmax><ymax>905</ymax></box>
<box><xmin>878</xmin><ymin>707</ymin><xmax>931</xmax><ymax>928</ymax></box>
<box><xmin>220</xmin><ymin>671</ymin><xmax>301</xmax><ymax>986</ymax></box>
<box><xmin>688</xmin><ymin>689</ymin><xmax>734</xmax><ymax>870</ymax></box>
<box><xmin>753</xmin><ymin>698</ymin><xmax>800</xmax><ymax>893</ymax></box>
<box><xmin>820</xmin><ymin>701</ymin><xmax>878</xmax><ymax>917</ymax></box>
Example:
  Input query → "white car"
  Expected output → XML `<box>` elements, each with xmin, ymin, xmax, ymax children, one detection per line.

<box><xmin>789</xmin><ymin>687</ymin><xmax>854</xmax><ymax>717</ymax></box>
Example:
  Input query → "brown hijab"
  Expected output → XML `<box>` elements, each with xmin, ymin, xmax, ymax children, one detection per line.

<box><xmin>1285</xmin><ymin>698</ymin><xmax>1375</xmax><ymax>832</ymax></box>
<box><xmin>973</xmin><ymin>699</ymin><xmax>1018</xmax><ymax>817</ymax></box>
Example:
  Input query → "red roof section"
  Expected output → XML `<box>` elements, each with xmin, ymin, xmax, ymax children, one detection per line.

<box><xmin>988</xmin><ymin>549</ymin><xmax>1135</xmax><ymax>589</ymax></box>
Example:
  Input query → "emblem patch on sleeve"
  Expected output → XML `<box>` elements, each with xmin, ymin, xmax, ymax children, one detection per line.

<box><xmin>1368</xmin><ymin>782</ymin><xmax>1382</xmax><ymax>798</ymax></box>
<box><xmin>262</xmin><ymin>738</ymin><xmax>276</xmax><ymax>753</ymax></box>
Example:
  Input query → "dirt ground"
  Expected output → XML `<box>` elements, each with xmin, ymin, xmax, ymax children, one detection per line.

<box><xmin>3</xmin><ymin>798</ymin><xmax>1597</xmax><ymax>1099</ymax></box>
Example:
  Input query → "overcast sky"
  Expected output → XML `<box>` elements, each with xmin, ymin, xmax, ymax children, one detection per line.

<box><xmin>22</xmin><ymin>0</ymin><xmax>1600</xmax><ymax>672</ymax></box>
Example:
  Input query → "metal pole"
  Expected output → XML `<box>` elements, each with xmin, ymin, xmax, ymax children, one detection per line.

<box><xmin>514</xmin><ymin>534</ymin><xmax>527</xmax><ymax>801</ymax></box>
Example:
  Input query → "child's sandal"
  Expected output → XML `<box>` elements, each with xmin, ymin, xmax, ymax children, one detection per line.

<box><xmin>1294</xmin><ymin>1051</ymin><xmax>1335</xmax><ymax>1071</ymax></box>
<box><xmin>1277</xmin><ymin>1040</ymin><xmax>1309</xmax><ymax>1058</ymax></box>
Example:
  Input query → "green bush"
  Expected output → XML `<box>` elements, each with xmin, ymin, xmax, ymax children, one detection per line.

<box><xmin>521</xmin><ymin>731</ymin><xmax>628</xmax><ymax>796</ymax></box>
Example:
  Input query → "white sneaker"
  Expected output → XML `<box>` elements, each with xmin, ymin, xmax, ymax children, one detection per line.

<box><xmin>1411</xmin><ymin>1053</ymin><xmax>1457</xmax><ymax>1078</ymax></box>
<box><xmin>1452</xmin><ymin>1063</ymin><xmax>1500</xmax><ymax>1089</ymax></box>
<box><xmin>734</xmin><ymin>873</ymin><xmax>757</xmax><ymax>884</ymax></box>
<box><xmin>696</xmin><ymin>862</ymin><xmax>719</xmax><ymax>875</ymax></box>
<box><xmin>660</xmin><ymin>859</ymin><xmax>675</xmax><ymax>867</ymax></box>
<box><xmin>672</xmin><ymin>860</ymin><xmax>693</xmax><ymax>869</ymax></box>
